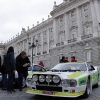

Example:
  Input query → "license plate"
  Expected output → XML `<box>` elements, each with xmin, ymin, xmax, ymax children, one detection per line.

<box><xmin>42</xmin><ymin>91</ymin><xmax>55</xmax><ymax>95</ymax></box>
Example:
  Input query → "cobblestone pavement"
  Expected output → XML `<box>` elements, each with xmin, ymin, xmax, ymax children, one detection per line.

<box><xmin>0</xmin><ymin>85</ymin><xmax>100</xmax><ymax>100</ymax></box>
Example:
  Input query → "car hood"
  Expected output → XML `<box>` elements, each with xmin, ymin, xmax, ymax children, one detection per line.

<box><xmin>28</xmin><ymin>71</ymin><xmax>86</xmax><ymax>79</ymax></box>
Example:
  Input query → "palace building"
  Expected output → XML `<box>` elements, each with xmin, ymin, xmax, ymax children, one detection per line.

<box><xmin>2</xmin><ymin>0</ymin><xmax>100</xmax><ymax>68</ymax></box>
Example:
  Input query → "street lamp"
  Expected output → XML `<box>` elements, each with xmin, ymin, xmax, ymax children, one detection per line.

<box><xmin>29</xmin><ymin>39</ymin><xmax>38</xmax><ymax>64</ymax></box>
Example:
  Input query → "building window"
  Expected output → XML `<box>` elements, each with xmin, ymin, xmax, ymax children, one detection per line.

<box><xmin>85</xmin><ymin>50</ymin><xmax>91</xmax><ymax>62</ymax></box>
<box><xmin>59</xmin><ymin>32</ymin><xmax>64</xmax><ymax>42</ymax></box>
<box><xmin>60</xmin><ymin>16</ymin><xmax>63</xmax><ymax>22</ymax></box>
<box><xmin>71</xmin><ymin>10</ymin><xmax>75</xmax><ymax>18</ymax></box>
<box><xmin>84</xmin><ymin>4</ymin><xmax>88</xmax><ymax>12</ymax></box>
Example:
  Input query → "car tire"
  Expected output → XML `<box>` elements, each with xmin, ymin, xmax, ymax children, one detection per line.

<box><xmin>83</xmin><ymin>79</ymin><xmax>91</xmax><ymax>98</ymax></box>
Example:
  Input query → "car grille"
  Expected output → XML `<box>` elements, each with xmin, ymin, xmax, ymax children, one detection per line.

<box><xmin>36</xmin><ymin>85</ymin><xmax>62</xmax><ymax>92</ymax></box>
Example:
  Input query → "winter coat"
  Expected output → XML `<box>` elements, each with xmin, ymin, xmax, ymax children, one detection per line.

<box><xmin>16</xmin><ymin>54</ymin><xmax>30</xmax><ymax>73</ymax></box>
<box><xmin>71</xmin><ymin>59</ymin><xmax>77</xmax><ymax>62</ymax></box>
<box><xmin>4</xmin><ymin>52</ymin><xmax>16</xmax><ymax>72</ymax></box>
<box><xmin>39</xmin><ymin>62</ymin><xmax>44</xmax><ymax>67</ymax></box>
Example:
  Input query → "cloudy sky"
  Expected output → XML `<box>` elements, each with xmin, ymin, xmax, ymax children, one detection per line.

<box><xmin>0</xmin><ymin>0</ymin><xmax>63</xmax><ymax>43</ymax></box>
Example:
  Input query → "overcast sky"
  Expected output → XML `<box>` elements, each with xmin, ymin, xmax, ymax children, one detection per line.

<box><xmin>0</xmin><ymin>0</ymin><xmax>63</xmax><ymax>43</ymax></box>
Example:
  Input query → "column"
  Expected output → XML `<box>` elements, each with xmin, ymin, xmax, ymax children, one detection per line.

<box><xmin>94</xmin><ymin>0</ymin><xmax>100</xmax><ymax>23</ymax></box>
<box><xmin>64</xmin><ymin>12</ymin><xmax>70</xmax><ymax>42</ymax></box>
<box><xmin>41</xmin><ymin>32</ymin><xmax>43</xmax><ymax>54</ymax></box>
<box><xmin>23</xmin><ymin>40</ymin><xmax>24</xmax><ymax>51</ymax></box>
<box><xmin>90</xmin><ymin>1</ymin><xmax>98</xmax><ymax>34</ymax></box>
<box><xmin>76</xmin><ymin>7</ymin><xmax>82</xmax><ymax>40</ymax></box>
<box><xmin>27</xmin><ymin>37</ymin><xmax>30</xmax><ymax>56</ymax></box>
<box><xmin>53</xmin><ymin>18</ymin><xmax>58</xmax><ymax>47</ymax></box>
<box><xmin>47</xmin><ymin>29</ymin><xmax>50</xmax><ymax>53</ymax></box>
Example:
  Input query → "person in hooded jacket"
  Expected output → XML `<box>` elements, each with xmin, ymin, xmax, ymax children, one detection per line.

<box><xmin>4</xmin><ymin>46</ymin><xmax>16</xmax><ymax>93</ymax></box>
<box><xmin>16</xmin><ymin>51</ymin><xmax>30</xmax><ymax>91</ymax></box>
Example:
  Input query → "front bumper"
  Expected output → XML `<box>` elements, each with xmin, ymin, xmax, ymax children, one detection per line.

<box><xmin>26</xmin><ymin>87</ymin><xmax>85</xmax><ymax>98</ymax></box>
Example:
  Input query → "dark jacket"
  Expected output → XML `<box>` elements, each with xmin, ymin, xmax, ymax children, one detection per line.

<box><xmin>0</xmin><ymin>56</ymin><xmax>1</xmax><ymax>66</ymax></box>
<box><xmin>0</xmin><ymin>55</ymin><xmax>7</xmax><ymax>74</ymax></box>
<box><xmin>4</xmin><ymin>52</ymin><xmax>16</xmax><ymax>72</ymax></box>
<box><xmin>16</xmin><ymin>54</ymin><xmax>30</xmax><ymax>73</ymax></box>
<box><xmin>60</xmin><ymin>59</ymin><xmax>66</xmax><ymax>63</ymax></box>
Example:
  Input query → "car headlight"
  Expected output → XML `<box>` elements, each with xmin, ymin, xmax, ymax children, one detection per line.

<box><xmin>62</xmin><ymin>79</ymin><xmax>77</xmax><ymax>87</ymax></box>
<box><xmin>53</xmin><ymin>76</ymin><xmax>60</xmax><ymax>83</ymax></box>
<box><xmin>32</xmin><ymin>75</ymin><xmax>38</xmax><ymax>82</ymax></box>
<box><xmin>46</xmin><ymin>75</ymin><xmax>52</xmax><ymax>83</ymax></box>
<box><xmin>26</xmin><ymin>78</ymin><xmax>32</xmax><ymax>85</ymax></box>
<box><xmin>39</xmin><ymin>75</ymin><xmax>45</xmax><ymax>82</ymax></box>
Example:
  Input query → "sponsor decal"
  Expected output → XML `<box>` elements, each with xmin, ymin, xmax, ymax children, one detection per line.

<box><xmin>42</xmin><ymin>91</ymin><xmax>55</xmax><ymax>95</ymax></box>
<box><xmin>68</xmin><ymin>72</ymin><xmax>85</xmax><ymax>78</ymax></box>
<box><xmin>78</xmin><ymin>76</ymin><xmax>88</xmax><ymax>86</ymax></box>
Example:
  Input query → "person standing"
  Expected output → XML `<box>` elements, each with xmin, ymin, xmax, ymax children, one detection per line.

<box><xmin>16</xmin><ymin>51</ymin><xmax>30</xmax><ymax>91</ymax></box>
<box><xmin>60</xmin><ymin>56</ymin><xmax>66</xmax><ymax>63</ymax></box>
<box><xmin>71</xmin><ymin>56</ymin><xmax>77</xmax><ymax>62</ymax></box>
<box><xmin>39</xmin><ymin>61</ymin><xmax>44</xmax><ymax>67</ymax></box>
<box><xmin>4</xmin><ymin>46</ymin><xmax>16</xmax><ymax>93</ymax></box>
<box><xmin>65</xmin><ymin>57</ymin><xmax>69</xmax><ymax>63</ymax></box>
<box><xmin>0</xmin><ymin>56</ymin><xmax>1</xmax><ymax>67</ymax></box>
<box><xmin>1</xmin><ymin>55</ymin><xmax>7</xmax><ymax>90</ymax></box>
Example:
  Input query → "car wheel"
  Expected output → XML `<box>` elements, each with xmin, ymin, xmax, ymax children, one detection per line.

<box><xmin>83</xmin><ymin>79</ymin><xmax>91</xmax><ymax>98</ymax></box>
<box><xmin>22</xmin><ymin>78</ymin><xmax>26</xmax><ymax>88</ymax></box>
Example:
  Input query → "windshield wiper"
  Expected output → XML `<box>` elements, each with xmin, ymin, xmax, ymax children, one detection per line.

<box><xmin>50</xmin><ymin>69</ymin><xmax>59</xmax><ymax>72</ymax></box>
<box><xmin>69</xmin><ymin>70</ymin><xmax>81</xmax><ymax>72</ymax></box>
<box><xmin>60</xmin><ymin>70</ymin><xmax>71</xmax><ymax>72</ymax></box>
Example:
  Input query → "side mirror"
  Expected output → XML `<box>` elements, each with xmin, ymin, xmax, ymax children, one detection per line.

<box><xmin>89</xmin><ymin>68</ymin><xmax>95</xmax><ymax>71</ymax></box>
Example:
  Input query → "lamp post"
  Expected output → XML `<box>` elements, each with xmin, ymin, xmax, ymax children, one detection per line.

<box><xmin>29</xmin><ymin>39</ymin><xmax>38</xmax><ymax>64</ymax></box>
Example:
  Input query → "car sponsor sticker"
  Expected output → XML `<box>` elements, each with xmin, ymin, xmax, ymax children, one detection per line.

<box><xmin>42</xmin><ymin>91</ymin><xmax>55</xmax><ymax>95</ymax></box>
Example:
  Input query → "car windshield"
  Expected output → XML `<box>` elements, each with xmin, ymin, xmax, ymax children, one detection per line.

<box><xmin>28</xmin><ymin>65</ymin><xmax>46</xmax><ymax>72</ymax></box>
<box><xmin>50</xmin><ymin>63</ymin><xmax>87</xmax><ymax>72</ymax></box>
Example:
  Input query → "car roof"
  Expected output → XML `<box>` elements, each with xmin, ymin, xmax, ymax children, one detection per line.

<box><xmin>59</xmin><ymin>62</ymin><xmax>85</xmax><ymax>64</ymax></box>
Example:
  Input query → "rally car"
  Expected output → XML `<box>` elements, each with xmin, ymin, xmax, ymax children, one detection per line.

<box><xmin>26</xmin><ymin>62</ymin><xmax>100</xmax><ymax>98</ymax></box>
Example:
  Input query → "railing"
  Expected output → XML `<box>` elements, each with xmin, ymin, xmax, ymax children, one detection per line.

<box><xmin>37</xmin><ymin>53</ymin><xmax>41</xmax><ymax>55</ymax></box>
<box><xmin>43</xmin><ymin>51</ymin><xmax>47</xmax><ymax>54</ymax></box>
<box><xmin>81</xmin><ymin>34</ymin><xmax>93</xmax><ymax>40</ymax></box>
<box><xmin>33</xmin><ymin>54</ymin><xmax>35</xmax><ymax>56</ymax></box>
<box><xmin>56</xmin><ymin>42</ymin><xmax>64</xmax><ymax>47</ymax></box>
<box><xmin>68</xmin><ymin>38</ymin><xmax>77</xmax><ymax>43</ymax></box>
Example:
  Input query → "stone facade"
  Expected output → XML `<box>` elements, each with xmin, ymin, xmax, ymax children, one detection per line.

<box><xmin>2</xmin><ymin>0</ymin><xmax>100</xmax><ymax>68</ymax></box>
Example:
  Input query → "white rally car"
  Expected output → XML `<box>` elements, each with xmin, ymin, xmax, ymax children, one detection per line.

<box><xmin>26</xmin><ymin>62</ymin><xmax>100</xmax><ymax>98</ymax></box>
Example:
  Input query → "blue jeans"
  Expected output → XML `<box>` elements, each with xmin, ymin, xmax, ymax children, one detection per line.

<box><xmin>18</xmin><ymin>72</ymin><xmax>28</xmax><ymax>89</ymax></box>
<box><xmin>7</xmin><ymin>72</ymin><xmax>14</xmax><ymax>91</ymax></box>
<box><xmin>2</xmin><ymin>74</ymin><xmax>7</xmax><ymax>89</ymax></box>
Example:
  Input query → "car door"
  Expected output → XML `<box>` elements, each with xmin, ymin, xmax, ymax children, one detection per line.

<box><xmin>88</xmin><ymin>65</ymin><xmax>98</xmax><ymax>85</ymax></box>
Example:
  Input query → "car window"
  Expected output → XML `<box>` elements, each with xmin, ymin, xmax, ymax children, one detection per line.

<box><xmin>34</xmin><ymin>65</ymin><xmax>42</xmax><ymax>71</ymax></box>
<box><xmin>32</xmin><ymin>65</ymin><xmax>45</xmax><ymax>72</ymax></box>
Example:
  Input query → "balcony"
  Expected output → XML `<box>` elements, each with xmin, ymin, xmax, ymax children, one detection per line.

<box><xmin>56</xmin><ymin>42</ymin><xmax>64</xmax><ymax>47</ymax></box>
<box><xmin>37</xmin><ymin>53</ymin><xmax>41</xmax><ymax>55</ymax></box>
<box><xmin>81</xmin><ymin>34</ymin><xmax>93</xmax><ymax>40</ymax></box>
<box><xmin>68</xmin><ymin>38</ymin><xmax>77</xmax><ymax>43</ymax></box>
<box><xmin>33</xmin><ymin>54</ymin><xmax>35</xmax><ymax>56</ymax></box>
<box><xmin>43</xmin><ymin>51</ymin><xmax>47</xmax><ymax>54</ymax></box>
